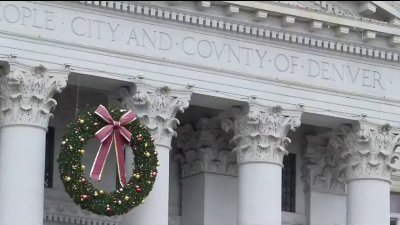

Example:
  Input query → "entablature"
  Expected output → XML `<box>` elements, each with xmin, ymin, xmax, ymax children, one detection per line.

<box><xmin>1</xmin><ymin>1</ymin><xmax>400</xmax><ymax>128</ymax></box>
<box><xmin>71</xmin><ymin>1</ymin><xmax>400</xmax><ymax>63</ymax></box>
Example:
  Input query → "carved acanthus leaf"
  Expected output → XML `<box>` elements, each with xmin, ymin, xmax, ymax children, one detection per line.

<box><xmin>119</xmin><ymin>83</ymin><xmax>192</xmax><ymax>147</ymax></box>
<box><xmin>175</xmin><ymin>117</ymin><xmax>237</xmax><ymax>177</ymax></box>
<box><xmin>302</xmin><ymin>134</ymin><xmax>347</xmax><ymax>195</ymax></box>
<box><xmin>222</xmin><ymin>102</ymin><xmax>302</xmax><ymax>165</ymax></box>
<box><xmin>0</xmin><ymin>61</ymin><xmax>69</xmax><ymax>128</ymax></box>
<box><xmin>340</xmin><ymin>122</ymin><xmax>400</xmax><ymax>181</ymax></box>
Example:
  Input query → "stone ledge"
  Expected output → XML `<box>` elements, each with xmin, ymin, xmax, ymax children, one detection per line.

<box><xmin>44</xmin><ymin>198</ymin><xmax>122</xmax><ymax>225</ymax></box>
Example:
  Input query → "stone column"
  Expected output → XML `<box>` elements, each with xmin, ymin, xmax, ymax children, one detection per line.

<box><xmin>120</xmin><ymin>83</ymin><xmax>191</xmax><ymax>225</ymax></box>
<box><xmin>222</xmin><ymin>101</ymin><xmax>302</xmax><ymax>225</ymax></box>
<box><xmin>302</xmin><ymin>134</ymin><xmax>347</xmax><ymax>225</ymax></box>
<box><xmin>0</xmin><ymin>59</ymin><xmax>69</xmax><ymax>225</ymax></box>
<box><xmin>175</xmin><ymin>117</ymin><xmax>237</xmax><ymax>225</ymax></box>
<box><xmin>340</xmin><ymin>122</ymin><xmax>400</xmax><ymax>225</ymax></box>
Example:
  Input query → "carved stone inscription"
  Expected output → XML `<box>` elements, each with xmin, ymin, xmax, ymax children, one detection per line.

<box><xmin>0</xmin><ymin>2</ymin><xmax>393</xmax><ymax>94</ymax></box>
<box><xmin>0</xmin><ymin>3</ymin><xmax>55</xmax><ymax>30</ymax></box>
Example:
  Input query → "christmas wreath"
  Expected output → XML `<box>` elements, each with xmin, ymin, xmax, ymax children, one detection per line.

<box><xmin>58</xmin><ymin>105</ymin><xmax>158</xmax><ymax>216</ymax></box>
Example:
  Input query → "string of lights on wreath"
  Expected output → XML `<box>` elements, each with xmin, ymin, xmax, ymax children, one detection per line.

<box><xmin>58</xmin><ymin>105</ymin><xmax>159</xmax><ymax>216</ymax></box>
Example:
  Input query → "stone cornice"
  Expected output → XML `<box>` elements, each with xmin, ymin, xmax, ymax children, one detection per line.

<box><xmin>72</xmin><ymin>1</ymin><xmax>400</xmax><ymax>63</ymax></box>
<box><xmin>221</xmin><ymin>100</ymin><xmax>302</xmax><ymax>165</ymax></box>
<box><xmin>372</xmin><ymin>1</ymin><xmax>400</xmax><ymax>20</ymax></box>
<box><xmin>0</xmin><ymin>58</ymin><xmax>70</xmax><ymax>129</ymax></box>
<box><xmin>44</xmin><ymin>199</ymin><xmax>122</xmax><ymax>225</ymax></box>
<box><xmin>175</xmin><ymin>117</ymin><xmax>237</xmax><ymax>177</ymax></box>
<box><xmin>302</xmin><ymin>134</ymin><xmax>347</xmax><ymax>195</ymax></box>
<box><xmin>119</xmin><ymin>81</ymin><xmax>192</xmax><ymax>148</ymax></box>
<box><xmin>224</xmin><ymin>1</ymin><xmax>394</xmax><ymax>30</ymax></box>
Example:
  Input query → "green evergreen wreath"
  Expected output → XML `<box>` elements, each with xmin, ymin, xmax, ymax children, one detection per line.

<box><xmin>58</xmin><ymin>106</ymin><xmax>158</xmax><ymax>216</ymax></box>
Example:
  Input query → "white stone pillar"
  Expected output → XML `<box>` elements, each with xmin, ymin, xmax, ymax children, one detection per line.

<box><xmin>341</xmin><ymin>122</ymin><xmax>400</xmax><ymax>225</ymax></box>
<box><xmin>120</xmin><ymin>83</ymin><xmax>191</xmax><ymax>225</ymax></box>
<box><xmin>0</xmin><ymin>60</ymin><xmax>69</xmax><ymax>225</ymax></box>
<box><xmin>302</xmin><ymin>135</ymin><xmax>347</xmax><ymax>225</ymax></box>
<box><xmin>175</xmin><ymin>117</ymin><xmax>238</xmax><ymax>225</ymax></box>
<box><xmin>222</xmin><ymin>102</ymin><xmax>302</xmax><ymax>225</ymax></box>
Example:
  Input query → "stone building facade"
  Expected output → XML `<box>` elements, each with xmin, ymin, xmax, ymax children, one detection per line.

<box><xmin>1</xmin><ymin>1</ymin><xmax>400</xmax><ymax>225</ymax></box>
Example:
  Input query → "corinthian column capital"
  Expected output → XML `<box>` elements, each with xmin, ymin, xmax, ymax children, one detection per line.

<box><xmin>341</xmin><ymin>121</ymin><xmax>400</xmax><ymax>181</ymax></box>
<box><xmin>0</xmin><ymin>60</ymin><xmax>70</xmax><ymax>129</ymax></box>
<box><xmin>175</xmin><ymin>117</ymin><xmax>236</xmax><ymax>178</ymax></box>
<box><xmin>302</xmin><ymin>134</ymin><xmax>347</xmax><ymax>194</ymax></box>
<box><xmin>119</xmin><ymin>82</ymin><xmax>192</xmax><ymax>148</ymax></box>
<box><xmin>221</xmin><ymin>101</ymin><xmax>302</xmax><ymax>165</ymax></box>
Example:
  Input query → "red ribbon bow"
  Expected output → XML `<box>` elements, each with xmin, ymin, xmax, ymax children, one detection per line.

<box><xmin>90</xmin><ymin>105</ymin><xmax>136</xmax><ymax>187</ymax></box>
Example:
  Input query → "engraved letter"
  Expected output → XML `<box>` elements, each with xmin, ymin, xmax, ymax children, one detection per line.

<box><xmin>333</xmin><ymin>64</ymin><xmax>344</xmax><ymax>81</ymax></box>
<box><xmin>159</xmin><ymin>31</ymin><xmax>172</xmax><ymax>50</ymax></box>
<box><xmin>227</xmin><ymin>44</ymin><xmax>240</xmax><ymax>64</ymax></box>
<box><xmin>197</xmin><ymin>40</ymin><xmax>212</xmax><ymax>58</ymax></box>
<box><xmin>87</xmin><ymin>18</ymin><xmax>92</xmax><ymax>38</ymax></box>
<box><xmin>212</xmin><ymin>41</ymin><xmax>226</xmax><ymax>60</ymax></box>
<box><xmin>256</xmin><ymin>49</ymin><xmax>267</xmax><ymax>68</ymax></box>
<box><xmin>242</xmin><ymin>46</ymin><xmax>253</xmax><ymax>66</ymax></box>
<box><xmin>274</xmin><ymin>54</ymin><xmax>290</xmax><ymax>72</ymax></box>
<box><xmin>291</xmin><ymin>56</ymin><xmax>299</xmax><ymax>74</ymax></box>
<box><xmin>346</xmin><ymin>66</ymin><xmax>360</xmax><ymax>83</ymax></box>
<box><xmin>4</xmin><ymin>4</ymin><xmax>20</xmax><ymax>23</ymax></box>
<box><xmin>362</xmin><ymin>69</ymin><xmax>372</xmax><ymax>87</ymax></box>
<box><xmin>71</xmin><ymin>17</ymin><xmax>86</xmax><ymax>36</ymax></box>
<box><xmin>44</xmin><ymin>11</ymin><xmax>55</xmax><ymax>30</ymax></box>
<box><xmin>142</xmin><ymin>29</ymin><xmax>156</xmax><ymax>48</ymax></box>
<box><xmin>108</xmin><ymin>22</ymin><xmax>119</xmax><ymax>42</ymax></box>
<box><xmin>182</xmin><ymin>37</ymin><xmax>195</xmax><ymax>55</ymax></box>
<box><xmin>93</xmin><ymin>20</ymin><xmax>105</xmax><ymax>39</ymax></box>
<box><xmin>32</xmin><ymin>9</ymin><xmax>42</xmax><ymax>28</ymax></box>
<box><xmin>307</xmin><ymin>59</ymin><xmax>320</xmax><ymax>77</ymax></box>
<box><xmin>321</xmin><ymin>61</ymin><xmax>331</xmax><ymax>80</ymax></box>
<box><xmin>126</xmin><ymin>28</ymin><xmax>140</xmax><ymax>46</ymax></box>
<box><xmin>373</xmin><ymin>71</ymin><xmax>386</xmax><ymax>90</ymax></box>
<box><xmin>21</xmin><ymin>7</ymin><xmax>31</xmax><ymax>25</ymax></box>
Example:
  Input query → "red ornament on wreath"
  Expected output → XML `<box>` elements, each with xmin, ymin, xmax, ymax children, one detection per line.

<box><xmin>58</xmin><ymin>105</ymin><xmax>158</xmax><ymax>216</ymax></box>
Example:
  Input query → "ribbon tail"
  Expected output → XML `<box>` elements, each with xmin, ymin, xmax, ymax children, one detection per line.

<box><xmin>90</xmin><ymin>136</ymin><xmax>113</xmax><ymax>181</ymax></box>
<box><xmin>114</xmin><ymin>132</ymin><xmax>127</xmax><ymax>187</ymax></box>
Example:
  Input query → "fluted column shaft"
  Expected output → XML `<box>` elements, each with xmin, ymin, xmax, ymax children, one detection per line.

<box><xmin>341</xmin><ymin>122</ymin><xmax>400</xmax><ymax>225</ymax></box>
<box><xmin>120</xmin><ymin>83</ymin><xmax>191</xmax><ymax>225</ymax></box>
<box><xmin>222</xmin><ymin>102</ymin><xmax>302</xmax><ymax>225</ymax></box>
<box><xmin>0</xmin><ymin>60</ymin><xmax>69</xmax><ymax>225</ymax></box>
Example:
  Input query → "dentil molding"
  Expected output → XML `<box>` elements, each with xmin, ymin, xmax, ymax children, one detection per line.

<box><xmin>340</xmin><ymin>121</ymin><xmax>400</xmax><ymax>181</ymax></box>
<box><xmin>119</xmin><ymin>82</ymin><xmax>192</xmax><ymax>148</ymax></box>
<box><xmin>221</xmin><ymin>100</ymin><xmax>302</xmax><ymax>165</ymax></box>
<box><xmin>175</xmin><ymin>117</ymin><xmax>237</xmax><ymax>177</ymax></box>
<box><xmin>0</xmin><ymin>58</ymin><xmax>70</xmax><ymax>129</ymax></box>
<box><xmin>302</xmin><ymin>134</ymin><xmax>347</xmax><ymax>195</ymax></box>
